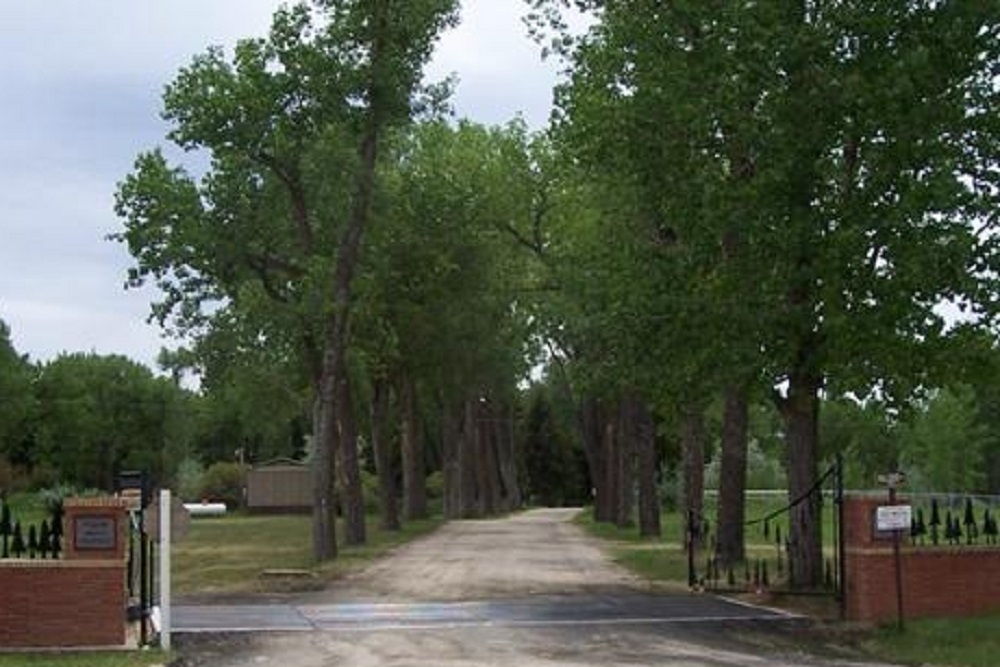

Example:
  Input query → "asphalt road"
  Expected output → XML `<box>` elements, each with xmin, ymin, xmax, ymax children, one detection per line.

<box><xmin>173</xmin><ymin>508</ymin><xmax>894</xmax><ymax>667</ymax></box>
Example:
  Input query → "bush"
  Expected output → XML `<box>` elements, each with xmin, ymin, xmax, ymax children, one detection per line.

<box><xmin>197</xmin><ymin>462</ymin><xmax>247</xmax><ymax>509</ymax></box>
<box><xmin>175</xmin><ymin>458</ymin><xmax>204</xmax><ymax>502</ymax></box>
<box><xmin>425</xmin><ymin>471</ymin><xmax>444</xmax><ymax>501</ymax></box>
<box><xmin>361</xmin><ymin>471</ymin><xmax>380</xmax><ymax>513</ymax></box>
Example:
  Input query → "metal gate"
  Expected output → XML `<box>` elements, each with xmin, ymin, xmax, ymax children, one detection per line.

<box><xmin>688</xmin><ymin>455</ymin><xmax>845</xmax><ymax>616</ymax></box>
<box><xmin>116</xmin><ymin>471</ymin><xmax>156</xmax><ymax>646</ymax></box>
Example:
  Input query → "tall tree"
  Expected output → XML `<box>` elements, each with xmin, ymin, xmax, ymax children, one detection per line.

<box><xmin>114</xmin><ymin>0</ymin><xmax>458</xmax><ymax>560</ymax></box>
<box><xmin>535</xmin><ymin>0</ymin><xmax>1000</xmax><ymax>587</ymax></box>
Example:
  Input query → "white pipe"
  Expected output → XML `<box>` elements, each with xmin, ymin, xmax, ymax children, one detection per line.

<box><xmin>183</xmin><ymin>502</ymin><xmax>227</xmax><ymax>517</ymax></box>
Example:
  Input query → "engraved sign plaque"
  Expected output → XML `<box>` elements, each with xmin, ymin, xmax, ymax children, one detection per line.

<box><xmin>74</xmin><ymin>515</ymin><xmax>117</xmax><ymax>550</ymax></box>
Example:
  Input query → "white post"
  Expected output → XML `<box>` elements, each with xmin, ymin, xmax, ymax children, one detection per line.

<box><xmin>159</xmin><ymin>488</ymin><xmax>172</xmax><ymax>650</ymax></box>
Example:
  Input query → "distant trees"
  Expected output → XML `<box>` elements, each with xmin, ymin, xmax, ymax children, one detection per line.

<box><xmin>0</xmin><ymin>323</ymin><xmax>195</xmax><ymax>493</ymax></box>
<box><xmin>0</xmin><ymin>321</ymin><xmax>34</xmax><ymax>476</ymax></box>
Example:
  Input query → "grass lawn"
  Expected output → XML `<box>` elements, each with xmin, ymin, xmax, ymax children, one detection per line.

<box><xmin>576</xmin><ymin>506</ymin><xmax>794</xmax><ymax>587</ymax></box>
<box><xmin>859</xmin><ymin>615</ymin><xmax>1000</xmax><ymax>667</ymax></box>
<box><xmin>173</xmin><ymin>512</ymin><xmax>443</xmax><ymax>596</ymax></box>
<box><xmin>580</xmin><ymin>505</ymin><xmax>1000</xmax><ymax>667</ymax></box>
<box><xmin>0</xmin><ymin>650</ymin><xmax>169</xmax><ymax>667</ymax></box>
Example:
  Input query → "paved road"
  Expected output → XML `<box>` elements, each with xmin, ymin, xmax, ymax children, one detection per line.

<box><xmin>173</xmin><ymin>508</ymin><xmax>894</xmax><ymax>667</ymax></box>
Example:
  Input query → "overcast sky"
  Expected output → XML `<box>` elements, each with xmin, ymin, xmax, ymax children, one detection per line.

<box><xmin>0</xmin><ymin>1</ymin><xmax>562</xmax><ymax>370</ymax></box>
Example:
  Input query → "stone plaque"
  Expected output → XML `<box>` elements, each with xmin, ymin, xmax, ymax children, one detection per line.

<box><xmin>74</xmin><ymin>515</ymin><xmax>117</xmax><ymax>550</ymax></box>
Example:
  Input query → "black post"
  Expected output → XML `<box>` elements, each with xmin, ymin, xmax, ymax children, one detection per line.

<box><xmin>687</xmin><ymin>510</ymin><xmax>697</xmax><ymax>588</ymax></box>
<box><xmin>836</xmin><ymin>454</ymin><xmax>846</xmax><ymax>620</ymax></box>
<box><xmin>889</xmin><ymin>484</ymin><xmax>905</xmax><ymax>631</ymax></box>
<box><xmin>139</xmin><ymin>510</ymin><xmax>148</xmax><ymax>646</ymax></box>
<box><xmin>116</xmin><ymin>471</ymin><xmax>152</xmax><ymax>646</ymax></box>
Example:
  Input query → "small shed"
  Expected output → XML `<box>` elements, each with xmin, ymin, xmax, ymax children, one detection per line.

<box><xmin>246</xmin><ymin>458</ymin><xmax>313</xmax><ymax>514</ymax></box>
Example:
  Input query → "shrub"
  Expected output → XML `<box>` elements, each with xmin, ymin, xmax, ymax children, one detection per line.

<box><xmin>425</xmin><ymin>471</ymin><xmax>444</xmax><ymax>501</ymax></box>
<box><xmin>361</xmin><ymin>471</ymin><xmax>380</xmax><ymax>513</ymax></box>
<box><xmin>175</xmin><ymin>458</ymin><xmax>204</xmax><ymax>502</ymax></box>
<box><xmin>197</xmin><ymin>462</ymin><xmax>247</xmax><ymax>509</ymax></box>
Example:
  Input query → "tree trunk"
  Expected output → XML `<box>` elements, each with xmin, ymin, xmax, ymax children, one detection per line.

<box><xmin>632</xmin><ymin>395</ymin><xmax>660</xmax><ymax>539</ymax></box>
<box><xmin>441</xmin><ymin>398</ymin><xmax>461</xmax><ymax>519</ymax></box>
<box><xmin>479</xmin><ymin>401</ymin><xmax>501</xmax><ymax>516</ymax></box>
<box><xmin>338</xmin><ymin>371</ymin><xmax>366</xmax><ymax>545</ymax></box>
<box><xmin>715</xmin><ymin>384</ymin><xmax>749</xmax><ymax>568</ymax></box>
<box><xmin>779</xmin><ymin>371</ymin><xmax>823</xmax><ymax>589</ymax></box>
<box><xmin>399</xmin><ymin>374</ymin><xmax>427</xmax><ymax>520</ymax></box>
<box><xmin>460</xmin><ymin>397</ymin><xmax>480</xmax><ymax>518</ymax></box>
<box><xmin>371</xmin><ymin>376</ymin><xmax>399</xmax><ymax>531</ymax></box>
<box><xmin>495</xmin><ymin>401</ymin><xmax>521</xmax><ymax>512</ymax></box>
<box><xmin>680</xmin><ymin>407</ymin><xmax>706</xmax><ymax>549</ymax></box>
<box><xmin>312</xmin><ymin>393</ymin><xmax>337</xmax><ymax>561</ymax></box>
<box><xmin>612</xmin><ymin>400</ymin><xmax>634</xmax><ymax>529</ymax></box>
<box><xmin>311</xmin><ymin>0</ymin><xmax>391</xmax><ymax>558</ymax></box>
<box><xmin>582</xmin><ymin>397</ymin><xmax>612</xmax><ymax>523</ymax></box>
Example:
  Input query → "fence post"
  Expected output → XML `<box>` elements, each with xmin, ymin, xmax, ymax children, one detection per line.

<box><xmin>159</xmin><ymin>489</ymin><xmax>172</xmax><ymax>650</ymax></box>
<box><xmin>836</xmin><ymin>454</ymin><xmax>846</xmax><ymax>620</ymax></box>
<box><xmin>687</xmin><ymin>510</ymin><xmax>697</xmax><ymax>588</ymax></box>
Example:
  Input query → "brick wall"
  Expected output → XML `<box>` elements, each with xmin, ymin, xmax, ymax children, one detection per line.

<box><xmin>845</xmin><ymin>495</ymin><xmax>1000</xmax><ymax>622</ymax></box>
<box><xmin>0</xmin><ymin>496</ymin><xmax>129</xmax><ymax>649</ymax></box>
<box><xmin>0</xmin><ymin>560</ymin><xmax>125</xmax><ymax>648</ymax></box>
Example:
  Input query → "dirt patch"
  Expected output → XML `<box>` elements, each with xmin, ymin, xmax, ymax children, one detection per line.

<box><xmin>301</xmin><ymin>508</ymin><xmax>639</xmax><ymax>604</ymax></box>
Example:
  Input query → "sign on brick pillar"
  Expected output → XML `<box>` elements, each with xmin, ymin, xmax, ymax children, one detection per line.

<box><xmin>62</xmin><ymin>498</ymin><xmax>129</xmax><ymax>562</ymax></box>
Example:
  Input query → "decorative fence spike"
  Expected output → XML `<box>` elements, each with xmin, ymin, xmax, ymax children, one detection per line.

<box><xmin>964</xmin><ymin>498</ymin><xmax>976</xmax><ymax>545</ymax></box>
<box><xmin>11</xmin><ymin>522</ymin><xmax>24</xmax><ymax>558</ymax></box>
<box><xmin>0</xmin><ymin>503</ymin><xmax>10</xmax><ymax>558</ymax></box>
<box><xmin>930</xmin><ymin>498</ymin><xmax>941</xmax><ymax>546</ymax></box>
<box><xmin>27</xmin><ymin>525</ymin><xmax>37</xmax><ymax>559</ymax></box>
<box><xmin>39</xmin><ymin>520</ymin><xmax>50</xmax><ymax>559</ymax></box>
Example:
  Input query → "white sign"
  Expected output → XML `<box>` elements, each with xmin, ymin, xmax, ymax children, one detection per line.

<box><xmin>876</xmin><ymin>504</ymin><xmax>912</xmax><ymax>531</ymax></box>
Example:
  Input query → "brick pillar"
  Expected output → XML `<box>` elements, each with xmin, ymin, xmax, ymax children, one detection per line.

<box><xmin>63</xmin><ymin>498</ymin><xmax>129</xmax><ymax>562</ymax></box>
<box><xmin>843</xmin><ymin>493</ymin><xmax>903</xmax><ymax>622</ymax></box>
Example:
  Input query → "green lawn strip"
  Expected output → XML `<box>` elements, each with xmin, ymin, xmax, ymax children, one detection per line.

<box><xmin>173</xmin><ymin>513</ymin><xmax>443</xmax><ymax>596</ymax></box>
<box><xmin>0</xmin><ymin>650</ymin><xmax>169</xmax><ymax>667</ymax></box>
<box><xmin>859</xmin><ymin>615</ymin><xmax>1000</xmax><ymax>667</ymax></box>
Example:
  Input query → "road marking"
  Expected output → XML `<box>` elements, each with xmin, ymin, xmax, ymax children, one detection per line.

<box><xmin>717</xmin><ymin>595</ymin><xmax>805</xmax><ymax>619</ymax></box>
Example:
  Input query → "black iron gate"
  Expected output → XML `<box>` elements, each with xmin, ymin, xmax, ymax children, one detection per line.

<box><xmin>688</xmin><ymin>455</ymin><xmax>846</xmax><ymax>615</ymax></box>
<box><xmin>116</xmin><ymin>471</ymin><xmax>156</xmax><ymax>646</ymax></box>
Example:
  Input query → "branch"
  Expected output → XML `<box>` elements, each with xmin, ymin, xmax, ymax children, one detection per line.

<box><xmin>499</xmin><ymin>221</ymin><xmax>546</xmax><ymax>257</ymax></box>
<box><xmin>253</xmin><ymin>150</ymin><xmax>315</xmax><ymax>253</ymax></box>
<box><xmin>245</xmin><ymin>252</ymin><xmax>305</xmax><ymax>304</ymax></box>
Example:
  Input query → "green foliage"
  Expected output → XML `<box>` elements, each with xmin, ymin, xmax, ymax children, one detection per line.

<box><xmin>360</xmin><ymin>470</ymin><xmax>380</xmax><ymax>513</ymax></box>
<box><xmin>197</xmin><ymin>462</ymin><xmax>248</xmax><ymax>509</ymax></box>
<box><xmin>0</xmin><ymin>320</ymin><xmax>36</xmax><ymax>471</ymax></box>
<box><xmin>175</xmin><ymin>458</ymin><xmax>204</xmax><ymax>502</ymax></box>
<box><xmin>112</xmin><ymin>0</ymin><xmax>461</xmax><ymax>383</ymax></box>
<box><xmin>820</xmin><ymin>399</ymin><xmax>901</xmax><ymax>489</ymax></box>
<box><xmin>705</xmin><ymin>440</ymin><xmax>787</xmax><ymax>492</ymax></box>
<box><xmin>521</xmin><ymin>384</ymin><xmax>589</xmax><ymax>506</ymax></box>
<box><xmin>899</xmin><ymin>386</ymin><xmax>991</xmax><ymax>493</ymax></box>
<box><xmin>30</xmin><ymin>353</ymin><xmax>193</xmax><ymax>491</ymax></box>
<box><xmin>425</xmin><ymin>471</ymin><xmax>444</xmax><ymax>501</ymax></box>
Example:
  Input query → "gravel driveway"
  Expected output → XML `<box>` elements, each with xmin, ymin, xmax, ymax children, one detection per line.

<box><xmin>175</xmin><ymin>508</ymin><xmax>897</xmax><ymax>667</ymax></box>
